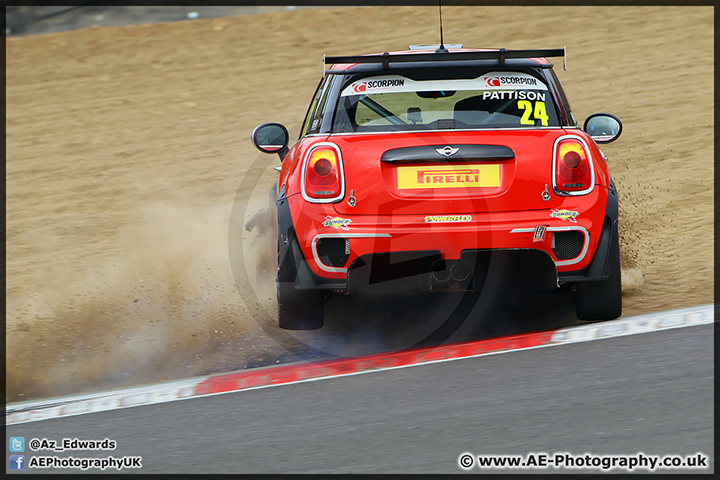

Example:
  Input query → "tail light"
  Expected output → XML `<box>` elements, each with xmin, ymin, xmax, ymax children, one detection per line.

<box><xmin>302</xmin><ymin>143</ymin><xmax>344</xmax><ymax>203</ymax></box>
<box><xmin>553</xmin><ymin>136</ymin><xmax>594</xmax><ymax>195</ymax></box>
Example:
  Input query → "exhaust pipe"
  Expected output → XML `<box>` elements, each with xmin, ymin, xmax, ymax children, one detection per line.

<box><xmin>431</xmin><ymin>262</ymin><xmax>451</xmax><ymax>283</ymax></box>
<box><xmin>431</xmin><ymin>260</ymin><xmax>473</xmax><ymax>284</ymax></box>
<box><xmin>450</xmin><ymin>261</ymin><xmax>472</xmax><ymax>281</ymax></box>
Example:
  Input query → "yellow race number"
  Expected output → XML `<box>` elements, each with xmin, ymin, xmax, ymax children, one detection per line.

<box><xmin>518</xmin><ymin>100</ymin><xmax>549</xmax><ymax>126</ymax></box>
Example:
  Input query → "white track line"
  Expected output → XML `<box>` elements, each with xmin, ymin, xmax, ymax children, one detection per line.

<box><xmin>6</xmin><ymin>304</ymin><xmax>714</xmax><ymax>425</ymax></box>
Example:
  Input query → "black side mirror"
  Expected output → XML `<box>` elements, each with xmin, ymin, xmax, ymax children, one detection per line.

<box><xmin>584</xmin><ymin>113</ymin><xmax>622</xmax><ymax>144</ymax></box>
<box><xmin>251</xmin><ymin>123</ymin><xmax>289</xmax><ymax>160</ymax></box>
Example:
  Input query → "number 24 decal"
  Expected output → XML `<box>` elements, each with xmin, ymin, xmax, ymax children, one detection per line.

<box><xmin>517</xmin><ymin>100</ymin><xmax>549</xmax><ymax>126</ymax></box>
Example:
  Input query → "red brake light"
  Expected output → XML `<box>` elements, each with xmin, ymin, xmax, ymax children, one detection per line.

<box><xmin>314</xmin><ymin>158</ymin><xmax>333</xmax><ymax>176</ymax></box>
<box><xmin>303</xmin><ymin>144</ymin><xmax>344</xmax><ymax>201</ymax></box>
<box><xmin>554</xmin><ymin>138</ymin><xmax>593</xmax><ymax>193</ymax></box>
<box><xmin>563</xmin><ymin>151</ymin><xmax>582</xmax><ymax>169</ymax></box>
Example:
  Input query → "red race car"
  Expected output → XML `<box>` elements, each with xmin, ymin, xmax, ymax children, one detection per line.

<box><xmin>252</xmin><ymin>45</ymin><xmax>623</xmax><ymax>330</ymax></box>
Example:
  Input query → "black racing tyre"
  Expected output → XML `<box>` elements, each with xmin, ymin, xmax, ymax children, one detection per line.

<box><xmin>574</xmin><ymin>229</ymin><xmax>622</xmax><ymax>321</ymax></box>
<box><xmin>277</xmin><ymin>282</ymin><xmax>325</xmax><ymax>330</ymax></box>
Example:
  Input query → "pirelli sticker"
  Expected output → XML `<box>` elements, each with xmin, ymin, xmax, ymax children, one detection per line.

<box><xmin>397</xmin><ymin>164</ymin><xmax>500</xmax><ymax>190</ymax></box>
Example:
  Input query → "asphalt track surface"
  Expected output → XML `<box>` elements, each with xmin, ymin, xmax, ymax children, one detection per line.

<box><xmin>7</xmin><ymin>323</ymin><xmax>713</xmax><ymax>474</ymax></box>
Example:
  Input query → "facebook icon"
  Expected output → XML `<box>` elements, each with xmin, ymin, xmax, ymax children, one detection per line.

<box><xmin>10</xmin><ymin>455</ymin><xmax>25</xmax><ymax>470</ymax></box>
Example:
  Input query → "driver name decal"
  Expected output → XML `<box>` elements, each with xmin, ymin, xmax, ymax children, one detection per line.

<box><xmin>482</xmin><ymin>90</ymin><xmax>546</xmax><ymax>101</ymax></box>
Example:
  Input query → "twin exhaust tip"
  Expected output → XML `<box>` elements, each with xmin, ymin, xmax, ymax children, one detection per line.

<box><xmin>431</xmin><ymin>260</ymin><xmax>472</xmax><ymax>283</ymax></box>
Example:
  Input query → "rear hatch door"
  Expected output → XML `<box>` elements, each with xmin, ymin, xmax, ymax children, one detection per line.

<box><xmin>332</xmin><ymin>129</ymin><xmax>565</xmax><ymax>216</ymax></box>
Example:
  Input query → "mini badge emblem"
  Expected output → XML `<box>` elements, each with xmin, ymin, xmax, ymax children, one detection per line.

<box><xmin>550</xmin><ymin>209</ymin><xmax>579</xmax><ymax>223</ymax></box>
<box><xmin>542</xmin><ymin>184</ymin><xmax>551</xmax><ymax>201</ymax></box>
<box><xmin>323</xmin><ymin>216</ymin><xmax>351</xmax><ymax>230</ymax></box>
<box><xmin>436</xmin><ymin>146</ymin><xmax>460</xmax><ymax>157</ymax></box>
<box><xmin>347</xmin><ymin>190</ymin><xmax>357</xmax><ymax>208</ymax></box>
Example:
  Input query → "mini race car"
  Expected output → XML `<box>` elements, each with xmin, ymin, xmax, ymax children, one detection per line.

<box><xmin>252</xmin><ymin>45</ymin><xmax>623</xmax><ymax>329</ymax></box>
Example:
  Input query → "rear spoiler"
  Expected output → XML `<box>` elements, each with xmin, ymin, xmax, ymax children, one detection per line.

<box><xmin>324</xmin><ymin>47</ymin><xmax>566</xmax><ymax>76</ymax></box>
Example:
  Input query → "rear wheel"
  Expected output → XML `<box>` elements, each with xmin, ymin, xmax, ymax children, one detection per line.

<box><xmin>574</xmin><ymin>231</ymin><xmax>622</xmax><ymax>321</ymax></box>
<box><xmin>277</xmin><ymin>282</ymin><xmax>325</xmax><ymax>330</ymax></box>
<box><xmin>276</xmin><ymin>226</ymin><xmax>325</xmax><ymax>330</ymax></box>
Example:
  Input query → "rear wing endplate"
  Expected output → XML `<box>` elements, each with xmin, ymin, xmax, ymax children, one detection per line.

<box><xmin>324</xmin><ymin>47</ymin><xmax>566</xmax><ymax>76</ymax></box>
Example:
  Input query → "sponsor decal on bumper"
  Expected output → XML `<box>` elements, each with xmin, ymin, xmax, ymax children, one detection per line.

<box><xmin>323</xmin><ymin>216</ymin><xmax>352</xmax><ymax>230</ymax></box>
<box><xmin>550</xmin><ymin>209</ymin><xmax>579</xmax><ymax>222</ymax></box>
<box><xmin>424</xmin><ymin>215</ymin><xmax>472</xmax><ymax>223</ymax></box>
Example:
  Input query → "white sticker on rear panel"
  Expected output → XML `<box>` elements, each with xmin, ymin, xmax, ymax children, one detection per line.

<box><xmin>341</xmin><ymin>72</ymin><xmax>547</xmax><ymax>97</ymax></box>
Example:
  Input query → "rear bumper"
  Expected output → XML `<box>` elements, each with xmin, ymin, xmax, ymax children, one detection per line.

<box><xmin>280</xmin><ymin>185</ymin><xmax>616</xmax><ymax>292</ymax></box>
<box><xmin>347</xmin><ymin>248</ymin><xmax>559</xmax><ymax>295</ymax></box>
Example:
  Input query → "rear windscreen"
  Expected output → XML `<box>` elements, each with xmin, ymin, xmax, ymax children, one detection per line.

<box><xmin>332</xmin><ymin>71</ymin><xmax>560</xmax><ymax>133</ymax></box>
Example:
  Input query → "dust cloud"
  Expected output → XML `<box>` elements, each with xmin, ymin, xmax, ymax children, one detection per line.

<box><xmin>622</xmin><ymin>268</ymin><xmax>645</xmax><ymax>292</ymax></box>
<box><xmin>6</xmin><ymin>203</ymin><xmax>281</xmax><ymax>401</ymax></box>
